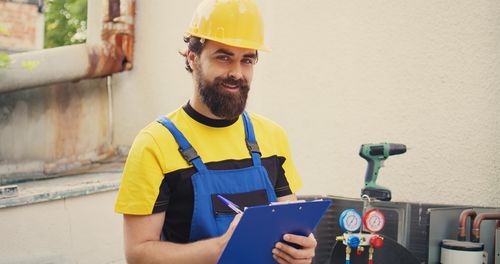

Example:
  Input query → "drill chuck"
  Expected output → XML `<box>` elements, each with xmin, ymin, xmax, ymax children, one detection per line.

<box><xmin>389</xmin><ymin>144</ymin><xmax>406</xmax><ymax>155</ymax></box>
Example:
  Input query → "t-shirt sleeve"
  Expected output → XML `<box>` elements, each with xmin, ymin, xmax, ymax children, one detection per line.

<box><xmin>114</xmin><ymin>130</ymin><xmax>166</xmax><ymax>215</ymax></box>
<box><xmin>276</xmin><ymin>128</ymin><xmax>303</xmax><ymax>194</ymax></box>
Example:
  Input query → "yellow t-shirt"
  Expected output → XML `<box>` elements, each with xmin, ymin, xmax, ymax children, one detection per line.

<box><xmin>115</xmin><ymin>105</ymin><xmax>302</xmax><ymax>218</ymax></box>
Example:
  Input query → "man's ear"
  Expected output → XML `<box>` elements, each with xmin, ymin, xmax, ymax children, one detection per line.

<box><xmin>187</xmin><ymin>50</ymin><xmax>197</xmax><ymax>71</ymax></box>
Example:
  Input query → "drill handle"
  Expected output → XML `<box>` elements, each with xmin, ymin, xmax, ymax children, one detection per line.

<box><xmin>364</xmin><ymin>159</ymin><xmax>379</xmax><ymax>183</ymax></box>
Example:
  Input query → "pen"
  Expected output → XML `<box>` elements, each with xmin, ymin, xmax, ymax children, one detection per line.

<box><xmin>217</xmin><ymin>195</ymin><xmax>243</xmax><ymax>214</ymax></box>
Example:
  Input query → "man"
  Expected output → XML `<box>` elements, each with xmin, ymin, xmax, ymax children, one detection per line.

<box><xmin>114</xmin><ymin>0</ymin><xmax>317</xmax><ymax>263</ymax></box>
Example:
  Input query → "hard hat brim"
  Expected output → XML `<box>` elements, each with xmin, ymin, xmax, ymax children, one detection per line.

<box><xmin>185</xmin><ymin>32</ymin><xmax>271</xmax><ymax>52</ymax></box>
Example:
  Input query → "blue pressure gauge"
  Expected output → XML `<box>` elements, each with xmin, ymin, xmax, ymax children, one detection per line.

<box><xmin>339</xmin><ymin>209</ymin><xmax>362</xmax><ymax>232</ymax></box>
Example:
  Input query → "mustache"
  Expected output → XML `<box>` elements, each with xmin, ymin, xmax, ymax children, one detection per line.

<box><xmin>215</xmin><ymin>76</ymin><xmax>249</xmax><ymax>88</ymax></box>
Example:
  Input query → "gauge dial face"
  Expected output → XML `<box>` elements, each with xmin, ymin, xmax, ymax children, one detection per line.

<box><xmin>339</xmin><ymin>209</ymin><xmax>362</xmax><ymax>232</ymax></box>
<box><xmin>363</xmin><ymin>209</ymin><xmax>385</xmax><ymax>233</ymax></box>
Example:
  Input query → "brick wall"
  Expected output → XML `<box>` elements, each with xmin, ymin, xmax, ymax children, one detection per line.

<box><xmin>0</xmin><ymin>1</ymin><xmax>43</xmax><ymax>52</ymax></box>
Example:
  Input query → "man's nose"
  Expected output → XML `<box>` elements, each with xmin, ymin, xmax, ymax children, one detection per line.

<box><xmin>228</xmin><ymin>62</ymin><xmax>243</xmax><ymax>80</ymax></box>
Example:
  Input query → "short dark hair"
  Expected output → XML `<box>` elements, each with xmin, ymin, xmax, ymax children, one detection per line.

<box><xmin>180</xmin><ymin>36</ymin><xmax>205</xmax><ymax>73</ymax></box>
<box><xmin>180</xmin><ymin>36</ymin><xmax>260</xmax><ymax>73</ymax></box>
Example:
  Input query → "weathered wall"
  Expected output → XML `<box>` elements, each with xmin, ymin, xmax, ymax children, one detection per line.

<box><xmin>0</xmin><ymin>78</ymin><xmax>111</xmax><ymax>183</ymax></box>
<box><xmin>112</xmin><ymin>0</ymin><xmax>500</xmax><ymax>207</ymax></box>
<box><xmin>0</xmin><ymin>190</ymin><xmax>124</xmax><ymax>264</ymax></box>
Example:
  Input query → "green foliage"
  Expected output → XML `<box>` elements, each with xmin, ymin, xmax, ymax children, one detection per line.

<box><xmin>0</xmin><ymin>26</ymin><xmax>10</xmax><ymax>68</ymax></box>
<box><xmin>44</xmin><ymin>0</ymin><xmax>88</xmax><ymax>48</ymax></box>
<box><xmin>0</xmin><ymin>25</ymin><xmax>10</xmax><ymax>36</ymax></box>
<box><xmin>0</xmin><ymin>53</ymin><xmax>11</xmax><ymax>68</ymax></box>
<box><xmin>21</xmin><ymin>60</ymin><xmax>41</xmax><ymax>71</ymax></box>
<box><xmin>0</xmin><ymin>26</ymin><xmax>40</xmax><ymax>70</ymax></box>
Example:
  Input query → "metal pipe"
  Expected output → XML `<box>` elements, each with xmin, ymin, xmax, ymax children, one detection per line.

<box><xmin>0</xmin><ymin>43</ymin><xmax>123</xmax><ymax>93</ymax></box>
<box><xmin>102</xmin><ymin>0</ymin><xmax>135</xmax><ymax>71</ymax></box>
<box><xmin>496</xmin><ymin>220</ymin><xmax>499</xmax><ymax>264</ymax></box>
<box><xmin>107</xmin><ymin>75</ymin><xmax>114</xmax><ymax>146</ymax></box>
<box><xmin>0</xmin><ymin>44</ymin><xmax>87</xmax><ymax>92</ymax></box>
<box><xmin>457</xmin><ymin>209</ymin><xmax>477</xmax><ymax>241</ymax></box>
<box><xmin>471</xmin><ymin>212</ymin><xmax>500</xmax><ymax>242</ymax></box>
<box><xmin>360</xmin><ymin>194</ymin><xmax>372</xmax><ymax>234</ymax></box>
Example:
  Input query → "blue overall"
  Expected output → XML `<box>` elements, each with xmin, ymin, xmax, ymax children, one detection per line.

<box><xmin>157</xmin><ymin>112</ymin><xmax>278</xmax><ymax>242</ymax></box>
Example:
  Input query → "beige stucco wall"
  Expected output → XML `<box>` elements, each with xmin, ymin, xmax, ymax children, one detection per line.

<box><xmin>112</xmin><ymin>0</ymin><xmax>500</xmax><ymax>207</ymax></box>
<box><xmin>0</xmin><ymin>191</ymin><xmax>124</xmax><ymax>263</ymax></box>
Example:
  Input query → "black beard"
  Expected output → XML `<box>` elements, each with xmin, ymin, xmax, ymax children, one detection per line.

<box><xmin>197</xmin><ymin>75</ymin><xmax>250</xmax><ymax>119</ymax></box>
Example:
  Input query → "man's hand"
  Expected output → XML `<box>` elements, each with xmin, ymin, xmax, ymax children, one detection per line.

<box><xmin>272</xmin><ymin>233</ymin><xmax>317</xmax><ymax>264</ymax></box>
<box><xmin>218</xmin><ymin>213</ymin><xmax>242</xmax><ymax>248</ymax></box>
<box><xmin>124</xmin><ymin>212</ymin><xmax>242</xmax><ymax>264</ymax></box>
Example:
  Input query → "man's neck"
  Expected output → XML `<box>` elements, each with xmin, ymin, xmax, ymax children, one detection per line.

<box><xmin>183</xmin><ymin>103</ymin><xmax>239</xmax><ymax>128</ymax></box>
<box><xmin>189</xmin><ymin>97</ymin><xmax>224</xmax><ymax>120</ymax></box>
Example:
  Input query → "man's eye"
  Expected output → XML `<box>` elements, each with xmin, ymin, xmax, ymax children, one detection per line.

<box><xmin>242</xmin><ymin>58</ymin><xmax>256</xmax><ymax>65</ymax></box>
<box><xmin>216</xmin><ymin>55</ymin><xmax>230</xmax><ymax>62</ymax></box>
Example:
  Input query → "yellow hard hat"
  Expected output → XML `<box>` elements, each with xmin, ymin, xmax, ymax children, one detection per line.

<box><xmin>187</xmin><ymin>0</ymin><xmax>270</xmax><ymax>51</ymax></box>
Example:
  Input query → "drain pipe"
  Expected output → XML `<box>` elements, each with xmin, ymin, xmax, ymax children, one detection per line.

<box><xmin>458</xmin><ymin>209</ymin><xmax>477</xmax><ymax>241</ymax></box>
<box><xmin>107</xmin><ymin>75</ymin><xmax>114</xmax><ymax>147</ymax></box>
<box><xmin>471</xmin><ymin>212</ymin><xmax>500</xmax><ymax>243</ymax></box>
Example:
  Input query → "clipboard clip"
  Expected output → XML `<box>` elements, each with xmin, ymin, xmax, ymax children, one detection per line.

<box><xmin>269</xmin><ymin>199</ymin><xmax>323</xmax><ymax>206</ymax></box>
<box><xmin>269</xmin><ymin>200</ymin><xmax>305</xmax><ymax>206</ymax></box>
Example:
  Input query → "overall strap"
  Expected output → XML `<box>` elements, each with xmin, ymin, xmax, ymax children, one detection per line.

<box><xmin>156</xmin><ymin>116</ymin><xmax>208</xmax><ymax>173</ymax></box>
<box><xmin>242</xmin><ymin>111</ymin><xmax>262</xmax><ymax>166</ymax></box>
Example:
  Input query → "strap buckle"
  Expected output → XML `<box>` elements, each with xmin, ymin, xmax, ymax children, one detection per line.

<box><xmin>179</xmin><ymin>147</ymin><xmax>199</xmax><ymax>164</ymax></box>
<box><xmin>246</xmin><ymin>141</ymin><xmax>261</xmax><ymax>155</ymax></box>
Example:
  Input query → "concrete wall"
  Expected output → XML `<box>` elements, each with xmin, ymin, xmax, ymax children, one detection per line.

<box><xmin>113</xmin><ymin>0</ymin><xmax>500</xmax><ymax>207</ymax></box>
<box><xmin>0</xmin><ymin>79</ymin><xmax>111</xmax><ymax>183</ymax></box>
<box><xmin>0</xmin><ymin>191</ymin><xmax>124</xmax><ymax>264</ymax></box>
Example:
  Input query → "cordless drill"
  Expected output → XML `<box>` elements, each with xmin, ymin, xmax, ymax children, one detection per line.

<box><xmin>359</xmin><ymin>143</ymin><xmax>406</xmax><ymax>201</ymax></box>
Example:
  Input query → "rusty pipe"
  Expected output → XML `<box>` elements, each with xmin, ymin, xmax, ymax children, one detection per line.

<box><xmin>0</xmin><ymin>43</ymin><xmax>126</xmax><ymax>93</ymax></box>
<box><xmin>471</xmin><ymin>212</ymin><xmax>500</xmax><ymax>242</ymax></box>
<box><xmin>102</xmin><ymin>0</ymin><xmax>135</xmax><ymax>70</ymax></box>
<box><xmin>458</xmin><ymin>209</ymin><xmax>477</xmax><ymax>241</ymax></box>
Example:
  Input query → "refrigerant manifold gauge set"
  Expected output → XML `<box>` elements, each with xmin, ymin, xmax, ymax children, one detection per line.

<box><xmin>336</xmin><ymin>209</ymin><xmax>386</xmax><ymax>264</ymax></box>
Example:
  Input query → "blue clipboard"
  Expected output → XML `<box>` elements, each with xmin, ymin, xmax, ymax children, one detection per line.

<box><xmin>217</xmin><ymin>199</ymin><xmax>332</xmax><ymax>264</ymax></box>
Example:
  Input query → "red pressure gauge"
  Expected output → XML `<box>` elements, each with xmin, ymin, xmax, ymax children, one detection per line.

<box><xmin>363</xmin><ymin>209</ymin><xmax>385</xmax><ymax>233</ymax></box>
